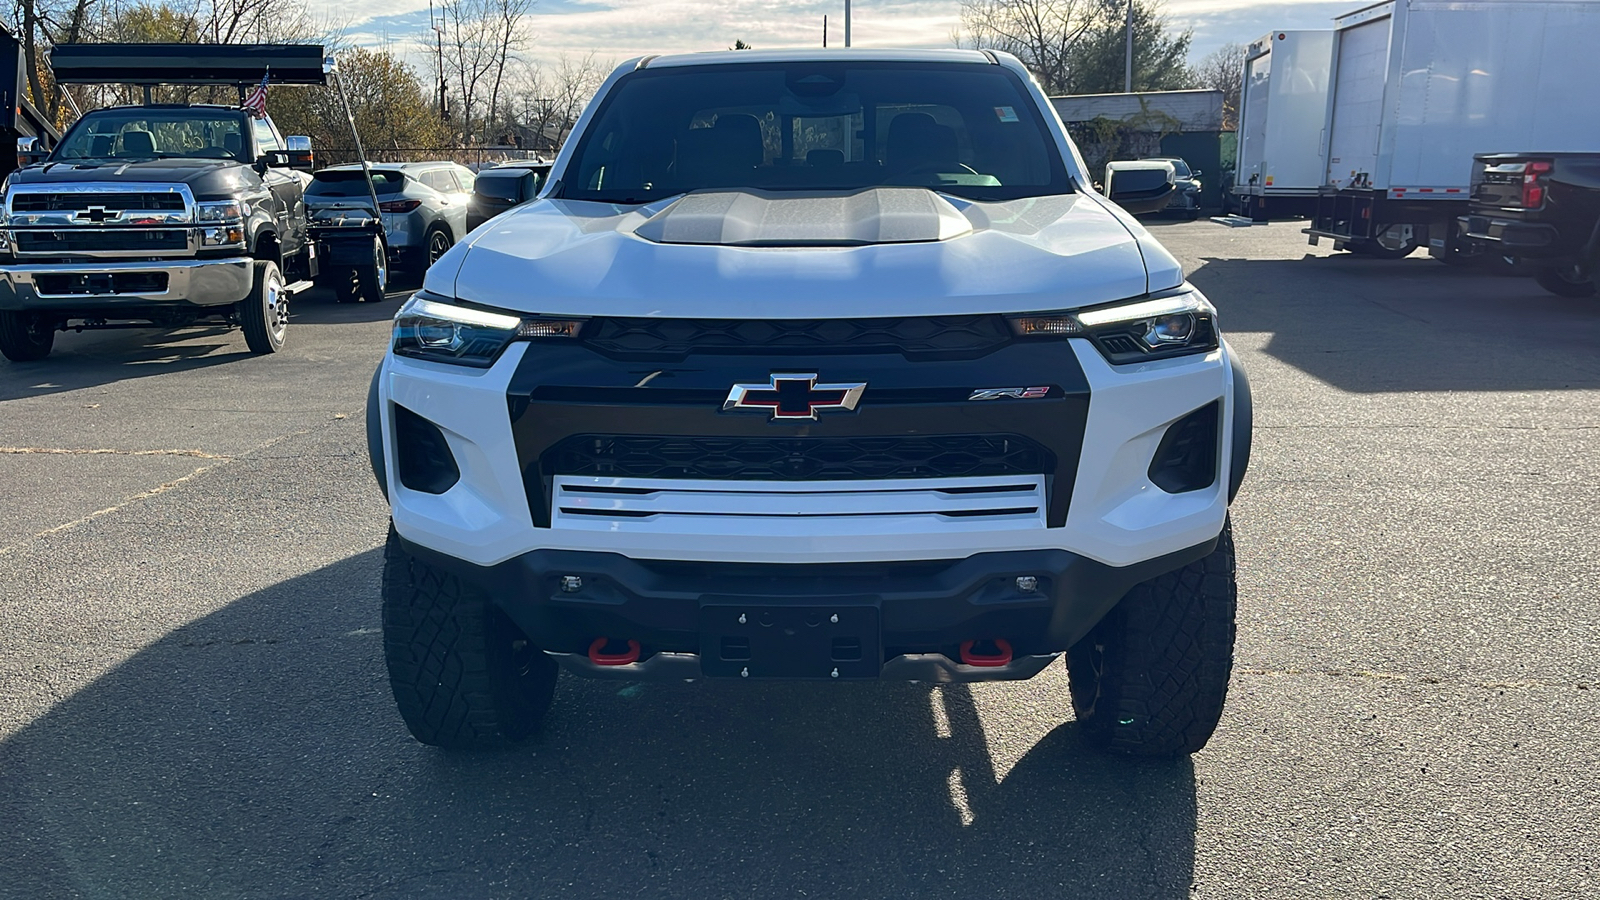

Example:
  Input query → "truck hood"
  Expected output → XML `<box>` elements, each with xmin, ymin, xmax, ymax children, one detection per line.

<box><xmin>438</xmin><ymin>188</ymin><xmax>1182</xmax><ymax>318</ymax></box>
<box><xmin>11</xmin><ymin>158</ymin><xmax>255</xmax><ymax>201</ymax></box>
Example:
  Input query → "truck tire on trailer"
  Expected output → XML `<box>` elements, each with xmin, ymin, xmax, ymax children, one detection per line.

<box><xmin>0</xmin><ymin>310</ymin><xmax>55</xmax><ymax>362</ymax></box>
<box><xmin>381</xmin><ymin>528</ymin><xmax>557</xmax><ymax>749</ymax></box>
<box><xmin>1534</xmin><ymin>265</ymin><xmax>1597</xmax><ymax>298</ymax></box>
<box><xmin>1067</xmin><ymin>521</ymin><xmax>1237</xmax><ymax>757</ymax></box>
<box><xmin>240</xmin><ymin>259</ymin><xmax>288</xmax><ymax>354</ymax></box>
<box><xmin>329</xmin><ymin>237</ymin><xmax>386</xmax><ymax>303</ymax></box>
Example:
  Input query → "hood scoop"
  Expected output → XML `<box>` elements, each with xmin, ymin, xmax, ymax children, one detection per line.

<box><xmin>632</xmin><ymin>188</ymin><xmax>974</xmax><ymax>247</ymax></box>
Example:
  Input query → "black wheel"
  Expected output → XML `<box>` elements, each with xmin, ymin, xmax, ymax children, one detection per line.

<box><xmin>1534</xmin><ymin>264</ymin><xmax>1596</xmax><ymax>298</ymax></box>
<box><xmin>357</xmin><ymin>236</ymin><xmax>389</xmax><ymax>303</ymax></box>
<box><xmin>239</xmin><ymin>259</ymin><xmax>287</xmax><ymax>354</ymax></box>
<box><xmin>382</xmin><ymin>528</ymin><xmax>557</xmax><ymax>749</ymax></box>
<box><xmin>425</xmin><ymin>226</ymin><xmax>454</xmax><ymax>269</ymax></box>
<box><xmin>0</xmin><ymin>310</ymin><xmax>55</xmax><ymax>361</ymax></box>
<box><xmin>1067</xmin><ymin>521</ymin><xmax>1237</xmax><ymax>757</ymax></box>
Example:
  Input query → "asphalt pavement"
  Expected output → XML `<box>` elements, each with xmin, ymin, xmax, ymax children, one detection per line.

<box><xmin>1</xmin><ymin>224</ymin><xmax>1596</xmax><ymax>899</ymax></box>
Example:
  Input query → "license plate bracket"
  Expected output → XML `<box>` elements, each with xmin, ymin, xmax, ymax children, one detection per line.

<box><xmin>699</xmin><ymin>604</ymin><xmax>881</xmax><ymax>679</ymax></box>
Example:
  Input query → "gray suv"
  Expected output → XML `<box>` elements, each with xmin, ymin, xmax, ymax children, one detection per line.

<box><xmin>305</xmin><ymin>161</ymin><xmax>474</xmax><ymax>274</ymax></box>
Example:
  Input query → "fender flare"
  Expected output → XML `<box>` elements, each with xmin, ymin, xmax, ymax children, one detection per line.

<box><xmin>1226</xmin><ymin>342</ymin><xmax>1253</xmax><ymax>504</ymax></box>
<box><xmin>366</xmin><ymin>362</ymin><xmax>388</xmax><ymax>502</ymax></box>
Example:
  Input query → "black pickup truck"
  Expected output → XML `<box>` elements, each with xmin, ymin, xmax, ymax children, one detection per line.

<box><xmin>0</xmin><ymin>43</ymin><xmax>386</xmax><ymax>362</ymax></box>
<box><xmin>1457</xmin><ymin>153</ymin><xmax>1600</xmax><ymax>298</ymax></box>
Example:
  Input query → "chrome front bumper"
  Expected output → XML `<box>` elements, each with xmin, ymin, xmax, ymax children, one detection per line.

<box><xmin>0</xmin><ymin>257</ymin><xmax>253</xmax><ymax>311</ymax></box>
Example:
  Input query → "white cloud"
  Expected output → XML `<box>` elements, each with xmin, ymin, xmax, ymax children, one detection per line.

<box><xmin>339</xmin><ymin>0</ymin><xmax>1354</xmax><ymax>75</ymax></box>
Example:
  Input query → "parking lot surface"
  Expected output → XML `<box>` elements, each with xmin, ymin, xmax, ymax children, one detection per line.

<box><xmin>1</xmin><ymin>223</ymin><xmax>1597</xmax><ymax>899</ymax></box>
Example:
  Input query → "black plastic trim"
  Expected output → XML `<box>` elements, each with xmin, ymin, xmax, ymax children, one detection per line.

<box><xmin>393</xmin><ymin>404</ymin><xmax>460</xmax><ymax>495</ymax></box>
<box><xmin>396</xmin><ymin>533</ymin><xmax>1221</xmax><ymax>667</ymax></box>
<box><xmin>1226</xmin><ymin>342</ymin><xmax>1251</xmax><ymax>504</ymax></box>
<box><xmin>366</xmin><ymin>363</ymin><xmax>388</xmax><ymax>502</ymax></box>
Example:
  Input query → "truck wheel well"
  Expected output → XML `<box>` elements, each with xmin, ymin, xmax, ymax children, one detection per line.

<box><xmin>255</xmin><ymin>230</ymin><xmax>282</xmax><ymax>266</ymax></box>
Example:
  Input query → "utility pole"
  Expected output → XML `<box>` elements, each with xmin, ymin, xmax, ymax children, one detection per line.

<box><xmin>845</xmin><ymin>0</ymin><xmax>852</xmax><ymax>47</ymax></box>
<box><xmin>1123</xmin><ymin>0</ymin><xmax>1133</xmax><ymax>92</ymax></box>
<box><xmin>431</xmin><ymin>0</ymin><xmax>449</xmax><ymax>121</ymax></box>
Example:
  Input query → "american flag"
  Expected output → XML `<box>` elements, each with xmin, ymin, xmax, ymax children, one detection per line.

<box><xmin>243</xmin><ymin>69</ymin><xmax>269</xmax><ymax>118</ymax></box>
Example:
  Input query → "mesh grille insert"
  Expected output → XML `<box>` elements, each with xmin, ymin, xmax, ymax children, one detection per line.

<box><xmin>579</xmin><ymin>315</ymin><xmax>1014</xmax><ymax>360</ymax></box>
<box><xmin>543</xmin><ymin>434</ymin><xmax>1055</xmax><ymax>481</ymax></box>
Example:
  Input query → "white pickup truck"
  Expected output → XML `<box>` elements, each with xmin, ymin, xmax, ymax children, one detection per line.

<box><xmin>367</xmin><ymin>48</ymin><xmax>1252</xmax><ymax>756</ymax></box>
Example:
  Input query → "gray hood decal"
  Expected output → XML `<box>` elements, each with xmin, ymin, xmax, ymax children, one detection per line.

<box><xmin>631</xmin><ymin>188</ymin><xmax>974</xmax><ymax>247</ymax></box>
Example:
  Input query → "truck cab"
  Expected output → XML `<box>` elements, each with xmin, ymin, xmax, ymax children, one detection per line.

<box><xmin>0</xmin><ymin>42</ymin><xmax>363</xmax><ymax>361</ymax></box>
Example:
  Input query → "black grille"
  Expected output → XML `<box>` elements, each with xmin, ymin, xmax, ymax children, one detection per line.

<box><xmin>543</xmin><ymin>434</ymin><xmax>1054</xmax><ymax>481</ymax></box>
<box><xmin>12</xmin><ymin>230</ymin><xmax>188</xmax><ymax>253</ymax></box>
<box><xmin>10</xmin><ymin>192</ymin><xmax>186</xmax><ymax>212</ymax></box>
<box><xmin>579</xmin><ymin>315</ymin><xmax>1014</xmax><ymax>361</ymax></box>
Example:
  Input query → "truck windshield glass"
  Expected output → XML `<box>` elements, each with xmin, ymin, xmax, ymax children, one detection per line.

<box><xmin>560</xmin><ymin>62</ymin><xmax>1071</xmax><ymax>203</ymax></box>
<box><xmin>53</xmin><ymin>110</ymin><xmax>250</xmax><ymax>161</ymax></box>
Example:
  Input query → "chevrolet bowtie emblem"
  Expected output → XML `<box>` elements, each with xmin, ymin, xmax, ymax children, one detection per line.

<box><xmin>76</xmin><ymin>206</ymin><xmax>120</xmax><ymax>223</ymax></box>
<box><xmin>723</xmin><ymin>373</ymin><xmax>866</xmax><ymax>421</ymax></box>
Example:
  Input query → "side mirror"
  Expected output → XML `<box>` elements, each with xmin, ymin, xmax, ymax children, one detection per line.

<box><xmin>1104</xmin><ymin>161</ymin><xmax>1177</xmax><ymax>215</ymax></box>
<box><xmin>1191</xmin><ymin>170</ymin><xmax>1202</xmax><ymax>178</ymax></box>
<box><xmin>284</xmin><ymin>136</ymin><xmax>314</xmax><ymax>172</ymax></box>
<box><xmin>16</xmin><ymin>136</ymin><xmax>46</xmax><ymax>164</ymax></box>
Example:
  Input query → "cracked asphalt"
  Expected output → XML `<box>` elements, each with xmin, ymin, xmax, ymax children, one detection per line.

<box><xmin>1</xmin><ymin>223</ymin><xmax>1597</xmax><ymax>899</ymax></box>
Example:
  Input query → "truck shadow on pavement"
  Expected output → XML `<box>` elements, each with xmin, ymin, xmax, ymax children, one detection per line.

<box><xmin>1188</xmin><ymin>254</ymin><xmax>1600</xmax><ymax>393</ymax></box>
<box><xmin>0</xmin><ymin>290</ymin><xmax>403</xmax><ymax>402</ymax></box>
<box><xmin>0</xmin><ymin>550</ymin><xmax>1198</xmax><ymax>899</ymax></box>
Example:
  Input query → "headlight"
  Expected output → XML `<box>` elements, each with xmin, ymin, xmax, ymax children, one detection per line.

<box><xmin>196</xmin><ymin>200</ymin><xmax>245</xmax><ymax>222</ymax></box>
<box><xmin>1007</xmin><ymin>286</ymin><xmax>1218</xmax><ymax>364</ymax></box>
<box><xmin>392</xmin><ymin>294</ymin><xmax>584</xmax><ymax>367</ymax></box>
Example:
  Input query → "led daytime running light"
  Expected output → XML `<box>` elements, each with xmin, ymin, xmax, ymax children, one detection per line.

<box><xmin>1075</xmin><ymin>293</ymin><xmax>1210</xmax><ymax>327</ymax></box>
<box><xmin>402</xmin><ymin>297</ymin><xmax>523</xmax><ymax>331</ymax></box>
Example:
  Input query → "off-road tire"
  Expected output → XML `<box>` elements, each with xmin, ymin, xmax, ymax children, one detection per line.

<box><xmin>1534</xmin><ymin>265</ymin><xmax>1596</xmax><ymax>298</ymax></box>
<box><xmin>1067</xmin><ymin>522</ymin><xmax>1237</xmax><ymax>757</ymax></box>
<box><xmin>240</xmin><ymin>259</ymin><xmax>287</xmax><ymax>354</ymax></box>
<box><xmin>382</xmin><ymin>529</ymin><xmax>557</xmax><ymax>749</ymax></box>
<box><xmin>0</xmin><ymin>310</ymin><xmax>55</xmax><ymax>361</ymax></box>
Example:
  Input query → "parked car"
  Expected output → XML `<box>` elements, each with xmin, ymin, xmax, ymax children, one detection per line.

<box><xmin>467</xmin><ymin>161</ymin><xmax>552</xmax><ymax>230</ymax></box>
<box><xmin>304</xmin><ymin>161</ymin><xmax>475</xmax><ymax>274</ymax></box>
<box><xmin>1458</xmin><ymin>153</ymin><xmax>1600</xmax><ymax>297</ymax></box>
<box><xmin>1143</xmin><ymin>156</ymin><xmax>1202</xmax><ymax>218</ymax></box>
<box><xmin>369</xmin><ymin>48</ymin><xmax>1251</xmax><ymax>757</ymax></box>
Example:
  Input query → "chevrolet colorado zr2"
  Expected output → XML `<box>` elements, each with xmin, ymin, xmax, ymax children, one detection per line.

<box><xmin>367</xmin><ymin>48</ymin><xmax>1253</xmax><ymax>756</ymax></box>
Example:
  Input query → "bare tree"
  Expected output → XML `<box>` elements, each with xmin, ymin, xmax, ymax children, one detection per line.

<box><xmin>955</xmin><ymin>0</ymin><xmax>1112</xmax><ymax>95</ymax></box>
<box><xmin>1195</xmin><ymin>41</ymin><xmax>1245</xmax><ymax>130</ymax></box>
<box><xmin>428</xmin><ymin>0</ymin><xmax>535</xmax><ymax>145</ymax></box>
<box><xmin>508</xmin><ymin>51</ymin><xmax>606</xmax><ymax>154</ymax></box>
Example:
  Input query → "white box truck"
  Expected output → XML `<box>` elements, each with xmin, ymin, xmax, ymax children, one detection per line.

<box><xmin>1305</xmin><ymin>0</ymin><xmax>1600</xmax><ymax>259</ymax></box>
<box><xmin>1231</xmin><ymin>29</ymin><xmax>1334</xmax><ymax>220</ymax></box>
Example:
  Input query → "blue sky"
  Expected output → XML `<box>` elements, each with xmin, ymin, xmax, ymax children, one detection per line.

<box><xmin>340</xmin><ymin>0</ymin><xmax>1354</xmax><ymax>74</ymax></box>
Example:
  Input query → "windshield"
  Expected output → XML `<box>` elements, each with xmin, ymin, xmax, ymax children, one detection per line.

<box><xmin>307</xmin><ymin>170</ymin><xmax>408</xmax><ymax>196</ymax></box>
<box><xmin>1160</xmin><ymin>159</ymin><xmax>1192</xmax><ymax>178</ymax></box>
<box><xmin>53</xmin><ymin>109</ymin><xmax>250</xmax><ymax>161</ymax></box>
<box><xmin>560</xmin><ymin>62</ymin><xmax>1071</xmax><ymax>203</ymax></box>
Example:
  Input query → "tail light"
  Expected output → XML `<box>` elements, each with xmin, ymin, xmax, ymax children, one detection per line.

<box><xmin>379</xmin><ymin>199</ymin><xmax>422</xmax><ymax>213</ymax></box>
<box><xmin>1521</xmin><ymin>160</ymin><xmax>1552</xmax><ymax>209</ymax></box>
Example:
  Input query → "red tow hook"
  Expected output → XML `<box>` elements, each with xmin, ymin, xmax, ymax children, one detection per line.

<box><xmin>959</xmin><ymin>639</ymin><xmax>1014</xmax><ymax>667</ymax></box>
<box><xmin>588</xmin><ymin>638</ymin><xmax>641</xmax><ymax>666</ymax></box>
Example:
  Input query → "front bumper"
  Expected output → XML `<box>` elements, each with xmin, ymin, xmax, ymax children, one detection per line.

<box><xmin>399</xmin><ymin>532</ymin><xmax>1218</xmax><ymax>681</ymax></box>
<box><xmin>0</xmin><ymin>257</ymin><xmax>253</xmax><ymax>311</ymax></box>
